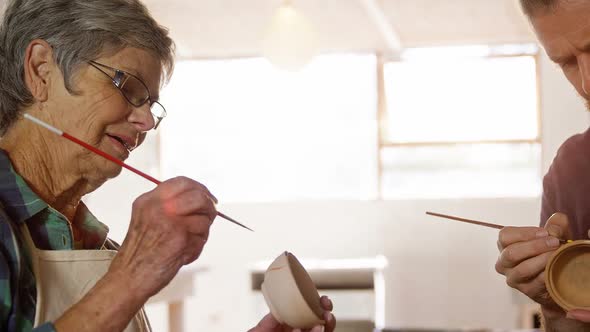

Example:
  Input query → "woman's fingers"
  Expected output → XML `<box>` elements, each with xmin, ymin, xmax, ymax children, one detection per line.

<box><xmin>166</xmin><ymin>188</ymin><xmax>217</xmax><ymax>220</ymax></box>
<box><xmin>114</xmin><ymin>176</ymin><xmax>217</xmax><ymax>298</ymax></box>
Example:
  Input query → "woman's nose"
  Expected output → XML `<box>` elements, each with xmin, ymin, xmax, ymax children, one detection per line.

<box><xmin>128</xmin><ymin>103</ymin><xmax>155</xmax><ymax>132</ymax></box>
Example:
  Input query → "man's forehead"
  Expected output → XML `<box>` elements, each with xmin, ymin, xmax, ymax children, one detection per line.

<box><xmin>532</xmin><ymin>6</ymin><xmax>590</xmax><ymax>60</ymax></box>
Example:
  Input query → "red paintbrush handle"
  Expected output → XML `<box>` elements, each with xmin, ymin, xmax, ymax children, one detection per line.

<box><xmin>62</xmin><ymin>133</ymin><xmax>162</xmax><ymax>185</ymax></box>
<box><xmin>61</xmin><ymin>133</ymin><xmax>253</xmax><ymax>231</ymax></box>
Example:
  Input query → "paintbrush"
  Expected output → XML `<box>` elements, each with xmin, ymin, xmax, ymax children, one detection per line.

<box><xmin>24</xmin><ymin>113</ymin><xmax>253</xmax><ymax>232</ymax></box>
<box><xmin>426</xmin><ymin>211</ymin><xmax>569</xmax><ymax>244</ymax></box>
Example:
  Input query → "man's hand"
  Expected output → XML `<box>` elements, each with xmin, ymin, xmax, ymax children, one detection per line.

<box><xmin>567</xmin><ymin>310</ymin><xmax>590</xmax><ymax>322</ymax></box>
<box><xmin>495</xmin><ymin>213</ymin><xmax>570</xmax><ymax>317</ymax></box>
<box><xmin>248</xmin><ymin>296</ymin><xmax>336</xmax><ymax>332</ymax></box>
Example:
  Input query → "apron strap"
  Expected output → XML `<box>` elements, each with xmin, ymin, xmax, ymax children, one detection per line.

<box><xmin>9</xmin><ymin>210</ymin><xmax>151</xmax><ymax>332</ymax></box>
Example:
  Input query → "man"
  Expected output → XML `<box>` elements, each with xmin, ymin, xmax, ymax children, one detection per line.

<box><xmin>496</xmin><ymin>0</ymin><xmax>590</xmax><ymax>330</ymax></box>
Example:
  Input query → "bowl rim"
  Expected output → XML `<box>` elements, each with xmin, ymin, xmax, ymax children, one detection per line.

<box><xmin>546</xmin><ymin>240</ymin><xmax>590</xmax><ymax>311</ymax></box>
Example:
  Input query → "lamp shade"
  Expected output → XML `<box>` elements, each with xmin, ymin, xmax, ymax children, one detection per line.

<box><xmin>262</xmin><ymin>2</ymin><xmax>318</xmax><ymax>71</ymax></box>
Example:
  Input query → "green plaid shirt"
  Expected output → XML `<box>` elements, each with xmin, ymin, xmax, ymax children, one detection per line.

<box><xmin>0</xmin><ymin>150</ymin><xmax>110</xmax><ymax>331</ymax></box>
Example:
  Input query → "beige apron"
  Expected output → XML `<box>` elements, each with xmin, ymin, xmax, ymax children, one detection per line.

<box><xmin>20</xmin><ymin>225</ymin><xmax>151</xmax><ymax>332</ymax></box>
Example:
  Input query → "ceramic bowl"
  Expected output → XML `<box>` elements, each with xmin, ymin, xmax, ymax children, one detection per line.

<box><xmin>546</xmin><ymin>240</ymin><xmax>590</xmax><ymax>311</ymax></box>
<box><xmin>261</xmin><ymin>251</ymin><xmax>325</xmax><ymax>329</ymax></box>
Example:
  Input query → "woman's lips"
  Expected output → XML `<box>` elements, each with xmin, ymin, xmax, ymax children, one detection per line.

<box><xmin>106</xmin><ymin>134</ymin><xmax>131</xmax><ymax>156</ymax></box>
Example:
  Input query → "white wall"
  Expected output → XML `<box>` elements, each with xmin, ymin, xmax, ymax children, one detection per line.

<box><xmin>175</xmin><ymin>198</ymin><xmax>540</xmax><ymax>331</ymax></box>
<box><xmin>84</xmin><ymin>51</ymin><xmax>589</xmax><ymax>331</ymax></box>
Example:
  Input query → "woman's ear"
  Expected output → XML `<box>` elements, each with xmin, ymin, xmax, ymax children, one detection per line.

<box><xmin>23</xmin><ymin>39</ymin><xmax>55</xmax><ymax>103</ymax></box>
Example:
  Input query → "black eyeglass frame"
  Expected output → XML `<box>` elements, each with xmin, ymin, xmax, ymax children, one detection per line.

<box><xmin>88</xmin><ymin>60</ymin><xmax>167</xmax><ymax>129</ymax></box>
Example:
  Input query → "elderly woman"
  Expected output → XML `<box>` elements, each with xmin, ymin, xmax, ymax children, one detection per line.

<box><xmin>0</xmin><ymin>1</ymin><xmax>336</xmax><ymax>331</ymax></box>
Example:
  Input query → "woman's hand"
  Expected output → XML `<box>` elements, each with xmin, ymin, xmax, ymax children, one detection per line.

<box><xmin>248</xmin><ymin>296</ymin><xmax>336</xmax><ymax>332</ymax></box>
<box><xmin>109</xmin><ymin>176</ymin><xmax>217</xmax><ymax>298</ymax></box>
<box><xmin>55</xmin><ymin>177</ymin><xmax>217</xmax><ymax>332</ymax></box>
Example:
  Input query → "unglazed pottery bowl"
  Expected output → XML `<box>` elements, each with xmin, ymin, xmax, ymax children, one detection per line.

<box><xmin>261</xmin><ymin>252</ymin><xmax>325</xmax><ymax>329</ymax></box>
<box><xmin>546</xmin><ymin>240</ymin><xmax>590</xmax><ymax>311</ymax></box>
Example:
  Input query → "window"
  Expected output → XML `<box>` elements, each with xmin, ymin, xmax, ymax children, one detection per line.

<box><xmin>160</xmin><ymin>55</ymin><xmax>379</xmax><ymax>202</ymax></box>
<box><xmin>159</xmin><ymin>45</ymin><xmax>542</xmax><ymax>202</ymax></box>
<box><xmin>380</xmin><ymin>144</ymin><xmax>541</xmax><ymax>198</ymax></box>
<box><xmin>379</xmin><ymin>46</ymin><xmax>541</xmax><ymax>198</ymax></box>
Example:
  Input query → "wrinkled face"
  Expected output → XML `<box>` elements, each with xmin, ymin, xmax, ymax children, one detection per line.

<box><xmin>531</xmin><ymin>1</ymin><xmax>590</xmax><ymax>105</ymax></box>
<box><xmin>43</xmin><ymin>47</ymin><xmax>162</xmax><ymax>181</ymax></box>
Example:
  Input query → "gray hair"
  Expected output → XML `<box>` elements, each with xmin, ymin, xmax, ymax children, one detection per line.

<box><xmin>0</xmin><ymin>0</ymin><xmax>175</xmax><ymax>134</ymax></box>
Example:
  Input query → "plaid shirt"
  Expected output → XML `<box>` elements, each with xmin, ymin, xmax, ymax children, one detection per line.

<box><xmin>0</xmin><ymin>150</ymin><xmax>110</xmax><ymax>331</ymax></box>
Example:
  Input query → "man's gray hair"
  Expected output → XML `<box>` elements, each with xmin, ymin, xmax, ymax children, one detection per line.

<box><xmin>0</xmin><ymin>0</ymin><xmax>175</xmax><ymax>134</ymax></box>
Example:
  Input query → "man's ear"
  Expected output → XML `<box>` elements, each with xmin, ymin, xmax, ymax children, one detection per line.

<box><xmin>23</xmin><ymin>39</ymin><xmax>55</xmax><ymax>103</ymax></box>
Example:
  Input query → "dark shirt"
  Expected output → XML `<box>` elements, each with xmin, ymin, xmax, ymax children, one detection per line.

<box><xmin>541</xmin><ymin>128</ymin><xmax>590</xmax><ymax>239</ymax></box>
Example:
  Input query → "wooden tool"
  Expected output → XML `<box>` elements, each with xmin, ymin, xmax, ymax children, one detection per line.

<box><xmin>426</xmin><ymin>211</ymin><xmax>569</xmax><ymax>243</ymax></box>
<box><xmin>426</xmin><ymin>211</ymin><xmax>504</xmax><ymax>229</ymax></box>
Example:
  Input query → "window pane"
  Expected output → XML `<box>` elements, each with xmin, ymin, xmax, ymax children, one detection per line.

<box><xmin>381</xmin><ymin>143</ymin><xmax>541</xmax><ymax>199</ymax></box>
<box><xmin>384</xmin><ymin>56</ymin><xmax>538</xmax><ymax>143</ymax></box>
<box><xmin>160</xmin><ymin>55</ymin><xmax>379</xmax><ymax>202</ymax></box>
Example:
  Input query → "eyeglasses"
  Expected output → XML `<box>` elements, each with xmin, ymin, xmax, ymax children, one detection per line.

<box><xmin>88</xmin><ymin>60</ymin><xmax>167</xmax><ymax>129</ymax></box>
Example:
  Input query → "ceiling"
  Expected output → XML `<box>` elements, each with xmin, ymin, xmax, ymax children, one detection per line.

<box><xmin>142</xmin><ymin>0</ymin><xmax>536</xmax><ymax>58</ymax></box>
<box><xmin>0</xmin><ymin>0</ymin><xmax>537</xmax><ymax>58</ymax></box>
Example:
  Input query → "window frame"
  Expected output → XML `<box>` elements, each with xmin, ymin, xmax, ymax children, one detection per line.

<box><xmin>375</xmin><ymin>51</ymin><xmax>542</xmax><ymax>198</ymax></box>
<box><xmin>157</xmin><ymin>50</ymin><xmax>542</xmax><ymax>201</ymax></box>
